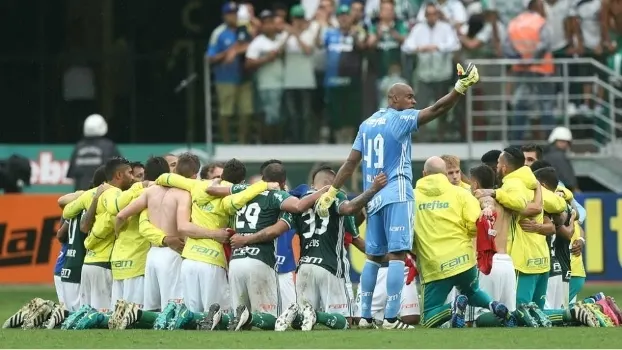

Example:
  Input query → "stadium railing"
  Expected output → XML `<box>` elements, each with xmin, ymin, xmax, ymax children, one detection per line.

<box><xmin>465</xmin><ymin>58</ymin><xmax>622</xmax><ymax>157</ymax></box>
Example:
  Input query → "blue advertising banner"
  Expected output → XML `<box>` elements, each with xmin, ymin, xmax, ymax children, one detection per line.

<box><xmin>347</xmin><ymin>193</ymin><xmax>622</xmax><ymax>283</ymax></box>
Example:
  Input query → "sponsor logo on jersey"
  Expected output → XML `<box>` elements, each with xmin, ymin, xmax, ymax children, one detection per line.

<box><xmin>527</xmin><ymin>257</ymin><xmax>549</xmax><ymax>267</ymax></box>
<box><xmin>0</xmin><ymin>216</ymin><xmax>60</xmax><ymax>267</ymax></box>
<box><xmin>389</xmin><ymin>226</ymin><xmax>405</xmax><ymax>232</ymax></box>
<box><xmin>300</xmin><ymin>255</ymin><xmax>323</xmax><ymax>265</ymax></box>
<box><xmin>440</xmin><ymin>254</ymin><xmax>469</xmax><ymax>272</ymax></box>
<box><xmin>190</xmin><ymin>245</ymin><xmax>220</xmax><ymax>257</ymax></box>
<box><xmin>418</xmin><ymin>201</ymin><xmax>450</xmax><ymax>210</ymax></box>
<box><xmin>276</xmin><ymin>255</ymin><xmax>285</xmax><ymax>265</ymax></box>
<box><xmin>112</xmin><ymin>260</ymin><xmax>134</xmax><ymax>269</ymax></box>
<box><xmin>60</xmin><ymin>268</ymin><xmax>71</xmax><ymax>278</ymax></box>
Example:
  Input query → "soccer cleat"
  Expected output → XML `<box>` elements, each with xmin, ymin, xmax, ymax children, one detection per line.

<box><xmin>596</xmin><ymin>299</ymin><xmax>619</xmax><ymax>326</ymax></box>
<box><xmin>197</xmin><ymin>303</ymin><xmax>222</xmax><ymax>331</ymax></box>
<box><xmin>300</xmin><ymin>301</ymin><xmax>317</xmax><ymax>331</ymax></box>
<box><xmin>526</xmin><ymin>303</ymin><xmax>552</xmax><ymax>328</ymax></box>
<box><xmin>490</xmin><ymin>301</ymin><xmax>517</xmax><ymax>327</ymax></box>
<box><xmin>74</xmin><ymin>309</ymin><xmax>103</xmax><ymax>330</ymax></box>
<box><xmin>61</xmin><ymin>304</ymin><xmax>91</xmax><ymax>330</ymax></box>
<box><xmin>382</xmin><ymin>319</ymin><xmax>414</xmax><ymax>329</ymax></box>
<box><xmin>119</xmin><ymin>303</ymin><xmax>140</xmax><ymax>330</ymax></box>
<box><xmin>513</xmin><ymin>304</ymin><xmax>538</xmax><ymax>328</ymax></box>
<box><xmin>358</xmin><ymin>318</ymin><xmax>378</xmax><ymax>329</ymax></box>
<box><xmin>153</xmin><ymin>301</ymin><xmax>177</xmax><ymax>330</ymax></box>
<box><xmin>586</xmin><ymin>303</ymin><xmax>613</xmax><ymax>327</ymax></box>
<box><xmin>275</xmin><ymin>303</ymin><xmax>299</xmax><ymax>332</ymax></box>
<box><xmin>572</xmin><ymin>303</ymin><xmax>599</xmax><ymax>327</ymax></box>
<box><xmin>44</xmin><ymin>304</ymin><xmax>67</xmax><ymax>329</ymax></box>
<box><xmin>169</xmin><ymin>303</ymin><xmax>193</xmax><ymax>330</ymax></box>
<box><xmin>2</xmin><ymin>299</ymin><xmax>38</xmax><ymax>329</ymax></box>
<box><xmin>108</xmin><ymin>299</ymin><xmax>128</xmax><ymax>330</ymax></box>
<box><xmin>605</xmin><ymin>296</ymin><xmax>622</xmax><ymax>324</ymax></box>
<box><xmin>22</xmin><ymin>299</ymin><xmax>54</xmax><ymax>330</ymax></box>
<box><xmin>450</xmin><ymin>294</ymin><xmax>468</xmax><ymax>328</ymax></box>
<box><xmin>229</xmin><ymin>305</ymin><xmax>251</xmax><ymax>331</ymax></box>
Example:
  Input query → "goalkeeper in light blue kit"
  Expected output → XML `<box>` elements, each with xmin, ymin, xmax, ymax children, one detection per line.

<box><xmin>316</xmin><ymin>63</ymin><xmax>480</xmax><ymax>329</ymax></box>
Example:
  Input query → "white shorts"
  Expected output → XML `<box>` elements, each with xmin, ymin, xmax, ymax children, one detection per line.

<box><xmin>54</xmin><ymin>275</ymin><xmax>65</xmax><ymax>305</ymax></box>
<box><xmin>111</xmin><ymin>276</ymin><xmax>145</xmax><ymax>309</ymax></box>
<box><xmin>354</xmin><ymin>266</ymin><xmax>420</xmax><ymax>320</ymax></box>
<box><xmin>143</xmin><ymin>247</ymin><xmax>183</xmax><ymax>311</ymax></box>
<box><xmin>181</xmin><ymin>259</ymin><xmax>229</xmax><ymax>313</ymax></box>
<box><xmin>278</xmin><ymin>272</ymin><xmax>296</xmax><ymax>309</ymax></box>
<box><xmin>229</xmin><ymin>258</ymin><xmax>279</xmax><ymax>316</ymax></box>
<box><xmin>296</xmin><ymin>264</ymin><xmax>353</xmax><ymax>317</ymax></box>
<box><xmin>346</xmin><ymin>281</ymin><xmax>357</xmax><ymax>316</ymax></box>
<box><xmin>61</xmin><ymin>282</ymin><xmax>81</xmax><ymax>312</ymax></box>
<box><xmin>545</xmin><ymin>275</ymin><xmax>570</xmax><ymax>309</ymax></box>
<box><xmin>467</xmin><ymin>254</ymin><xmax>517</xmax><ymax>322</ymax></box>
<box><xmin>79</xmin><ymin>265</ymin><xmax>113</xmax><ymax>311</ymax></box>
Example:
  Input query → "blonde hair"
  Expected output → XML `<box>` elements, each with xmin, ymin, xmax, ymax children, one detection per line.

<box><xmin>440</xmin><ymin>154</ymin><xmax>461</xmax><ymax>169</ymax></box>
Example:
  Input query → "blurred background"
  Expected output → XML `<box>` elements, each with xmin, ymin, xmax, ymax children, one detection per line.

<box><xmin>0</xmin><ymin>0</ymin><xmax>622</xmax><ymax>284</ymax></box>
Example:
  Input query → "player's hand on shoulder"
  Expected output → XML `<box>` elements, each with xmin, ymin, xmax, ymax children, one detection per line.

<box><xmin>164</xmin><ymin>236</ymin><xmax>185</xmax><ymax>254</ymax></box>
<box><xmin>473</xmin><ymin>189</ymin><xmax>493</xmax><ymax>199</ymax></box>
<box><xmin>267</xmin><ymin>182</ymin><xmax>281</xmax><ymax>190</ymax></box>
<box><xmin>230</xmin><ymin>233</ymin><xmax>248</xmax><ymax>249</ymax></box>
<box><xmin>571</xmin><ymin>239</ymin><xmax>584</xmax><ymax>256</ymax></box>
<box><xmin>371</xmin><ymin>172</ymin><xmax>388</xmax><ymax>191</ymax></box>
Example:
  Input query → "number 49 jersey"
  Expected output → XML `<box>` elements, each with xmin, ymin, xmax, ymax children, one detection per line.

<box><xmin>353</xmin><ymin>108</ymin><xmax>420</xmax><ymax>215</ymax></box>
<box><xmin>294</xmin><ymin>190</ymin><xmax>359</xmax><ymax>278</ymax></box>
<box><xmin>231</xmin><ymin>190</ymin><xmax>294</xmax><ymax>269</ymax></box>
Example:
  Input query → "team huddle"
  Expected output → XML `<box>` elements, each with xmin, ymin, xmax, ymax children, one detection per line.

<box><xmin>4</xmin><ymin>62</ymin><xmax>622</xmax><ymax>332</ymax></box>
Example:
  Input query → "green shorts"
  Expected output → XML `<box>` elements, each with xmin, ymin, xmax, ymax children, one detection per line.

<box><xmin>516</xmin><ymin>271</ymin><xmax>549</xmax><ymax>309</ymax></box>
<box><xmin>325</xmin><ymin>81</ymin><xmax>362</xmax><ymax>130</ymax></box>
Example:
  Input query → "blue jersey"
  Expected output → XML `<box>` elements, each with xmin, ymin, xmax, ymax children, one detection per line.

<box><xmin>352</xmin><ymin>108</ymin><xmax>420</xmax><ymax>214</ymax></box>
<box><xmin>323</xmin><ymin>28</ymin><xmax>365</xmax><ymax>87</ymax></box>
<box><xmin>54</xmin><ymin>243</ymin><xmax>68</xmax><ymax>276</ymax></box>
<box><xmin>276</xmin><ymin>229</ymin><xmax>297</xmax><ymax>274</ymax></box>
<box><xmin>207</xmin><ymin>24</ymin><xmax>248</xmax><ymax>83</ymax></box>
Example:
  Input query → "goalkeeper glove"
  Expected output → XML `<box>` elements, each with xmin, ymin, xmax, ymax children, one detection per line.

<box><xmin>454</xmin><ymin>62</ymin><xmax>479</xmax><ymax>95</ymax></box>
<box><xmin>315</xmin><ymin>186</ymin><xmax>339</xmax><ymax>217</ymax></box>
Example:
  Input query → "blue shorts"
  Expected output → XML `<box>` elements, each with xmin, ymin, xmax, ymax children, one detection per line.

<box><xmin>365</xmin><ymin>201</ymin><xmax>414</xmax><ymax>256</ymax></box>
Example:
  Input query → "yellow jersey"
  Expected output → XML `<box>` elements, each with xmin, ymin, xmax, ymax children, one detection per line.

<box><xmin>542</xmin><ymin>187</ymin><xmax>566</xmax><ymax>215</ymax></box>
<box><xmin>84</xmin><ymin>187</ymin><xmax>120</xmax><ymax>265</ymax></box>
<box><xmin>106</xmin><ymin>182</ymin><xmax>151</xmax><ymax>280</ymax></box>
<box><xmin>459</xmin><ymin>181</ymin><xmax>471</xmax><ymax>191</ymax></box>
<box><xmin>497</xmin><ymin>166</ymin><xmax>550</xmax><ymax>274</ymax></box>
<box><xmin>62</xmin><ymin>187</ymin><xmax>98</xmax><ymax>220</ymax></box>
<box><xmin>570</xmin><ymin>221</ymin><xmax>586</xmax><ymax>277</ymax></box>
<box><xmin>156</xmin><ymin>173</ymin><xmax>269</xmax><ymax>269</ymax></box>
<box><xmin>414</xmin><ymin>174</ymin><xmax>481</xmax><ymax>283</ymax></box>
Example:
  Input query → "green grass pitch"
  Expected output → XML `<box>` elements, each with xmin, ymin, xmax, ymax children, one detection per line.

<box><xmin>0</xmin><ymin>283</ymin><xmax>621</xmax><ymax>348</ymax></box>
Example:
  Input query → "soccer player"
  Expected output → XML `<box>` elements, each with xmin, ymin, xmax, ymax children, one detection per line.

<box><xmin>315</xmin><ymin>63</ymin><xmax>480</xmax><ymax>330</ymax></box>
<box><xmin>480</xmin><ymin>150</ymin><xmax>502</xmax><ymax>172</ymax></box>
<box><xmin>63</xmin><ymin>157</ymin><xmax>134</xmax><ymax>311</ymax></box>
<box><xmin>414</xmin><ymin>157</ymin><xmax>514</xmax><ymax>329</ymax></box>
<box><xmin>131</xmin><ymin>161</ymin><xmax>145</xmax><ymax>181</ymax></box>
<box><xmin>466</xmin><ymin>164</ymin><xmax>517</xmax><ymax>326</ymax></box>
<box><xmin>226</xmin><ymin>163</ymin><xmax>323</xmax><ymax>331</ymax></box>
<box><xmin>275</xmin><ymin>166</ymin><xmax>386</xmax><ymax>331</ymax></box>
<box><xmin>164</xmin><ymin>154</ymin><xmax>178</xmax><ymax>172</ymax></box>
<box><xmin>200</xmin><ymin>162</ymin><xmax>224</xmax><ymax>180</ymax></box>
<box><xmin>440</xmin><ymin>155</ymin><xmax>470</xmax><ymax>190</ymax></box>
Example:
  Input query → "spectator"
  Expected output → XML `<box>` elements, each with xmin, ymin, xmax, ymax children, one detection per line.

<box><xmin>246</xmin><ymin>10</ymin><xmax>288</xmax><ymax>144</ymax></box>
<box><xmin>200</xmin><ymin>162</ymin><xmax>224</xmax><ymax>180</ymax></box>
<box><xmin>131</xmin><ymin>162</ymin><xmax>145</xmax><ymax>181</ymax></box>
<box><xmin>571</xmin><ymin>0</ymin><xmax>614</xmax><ymax>113</ymax></box>
<box><xmin>273</xmin><ymin>2</ymin><xmax>289</xmax><ymax>19</ymax></box>
<box><xmin>322</xmin><ymin>4</ymin><xmax>367</xmax><ymax>143</ymax></box>
<box><xmin>482</xmin><ymin>0</ymin><xmax>526</xmax><ymax>25</ymax></box>
<box><xmin>505</xmin><ymin>0</ymin><xmax>555</xmax><ymax>142</ymax></box>
<box><xmin>284</xmin><ymin>5</ymin><xmax>318</xmax><ymax>143</ymax></box>
<box><xmin>416</xmin><ymin>0</ymin><xmax>468</xmax><ymax>29</ymax></box>
<box><xmin>544</xmin><ymin>126</ymin><xmax>578</xmax><ymax>191</ymax></box>
<box><xmin>368</xmin><ymin>1</ymin><xmax>408</xmax><ymax>108</ymax></box>
<box><xmin>364</xmin><ymin>0</ymin><xmax>419</xmax><ymax>28</ymax></box>
<box><xmin>67</xmin><ymin>114</ymin><xmax>121</xmax><ymax>191</ymax></box>
<box><xmin>458</xmin><ymin>7</ymin><xmax>504</xmax><ymax>58</ymax></box>
<box><xmin>544</xmin><ymin>0</ymin><xmax>577</xmax><ymax>59</ymax></box>
<box><xmin>207</xmin><ymin>2</ymin><xmax>254</xmax><ymax>144</ymax></box>
<box><xmin>350</xmin><ymin>0</ymin><xmax>368</xmax><ymax>30</ymax></box>
<box><xmin>402</xmin><ymin>3</ymin><xmax>460</xmax><ymax>141</ymax></box>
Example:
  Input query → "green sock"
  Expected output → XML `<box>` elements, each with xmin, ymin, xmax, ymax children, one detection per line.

<box><xmin>250</xmin><ymin>312</ymin><xmax>277</xmax><ymax>330</ymax></box>
<box><xmin>421</xmin><ymin>304</ymin><xmax>452</xmax><ymax>328</ymax></box>
<box><xmin>316</xmin><ymin>311</ymin><xmax>348</xmax><ymax>329</ymax></box>
<box><xmin>543</xmin><ymin>309</ymin><xmax>572</xmax><ymax>326</ymax></box>
<box><xmin>292</xmin><ymin>314</ymin><xmax>303</xmax><ymax>330</ymax></box>
<box><xmin>97</xmin><ymin>312</ymin><xmax>110</xmax><ymax>328</ymax></box>
<box><xmin>474</xmin><ymin>312</ymin><xmax>503</xmax><ymax>327</ymax></box>
<box><xmin>215</xmin><ymin>313</ymin><xmax>231</xmax><ymax>330</ymax></box>
<box><xmin>135</xmin><ymin>310</ymin><xmax>159</xmax><ymax>329</ymax></box>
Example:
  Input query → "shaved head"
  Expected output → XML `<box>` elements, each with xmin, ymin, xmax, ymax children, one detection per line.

<box><xmin>387</xmin><ymin>83</ymin><xmax>416</xmax><ymax>111</ymax></box>
<box><xmin>423</xmin><ymin>156</ymin><xmax>447</xmax><ymax>176</ymax></box>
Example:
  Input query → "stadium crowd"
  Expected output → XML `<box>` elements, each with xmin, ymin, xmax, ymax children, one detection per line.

<box><xmin>207</xmin><ymin>0</ymin><xmax>622</xmax><ymax>144</ymax></box>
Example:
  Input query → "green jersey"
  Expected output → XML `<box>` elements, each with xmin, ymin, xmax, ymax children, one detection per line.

<box><xmin>231</xmin><ymin>190</ymin><xmax>293</xmax><ymax>269</ymax></box>
<box><xmin>369</xmin><ymin>20</ymin><xmax>409</xmax><ymax>77</ymax></box>
<box><xmin>294</xmin><ymin>191</ymin><xmax>359</xmax><ymax>278</ymax></box>
<box><xmin>61</xmin><ymin>212</ymin><xmax>88</xmax><ymax>284</ymax></box>
<box><xmin>547</xmin><ymin>206</ymin><xmax>572</xmax><ymax>282</ymax></box>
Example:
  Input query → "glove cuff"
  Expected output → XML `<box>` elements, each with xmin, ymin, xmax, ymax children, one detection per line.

<box><xmin>454</xmin><ymin>81</ymin><xmax>467</xmax><ymax>95</ymax></box>
<box><xmin>328</xmin><ymin>186</ymin><xmax>340</xmax><ymax>196</ymax></box>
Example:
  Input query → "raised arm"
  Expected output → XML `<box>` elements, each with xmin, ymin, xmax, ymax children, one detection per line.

<box><xmin>156</xmin><ymin>173</ymin><xmax>201</xmax><ymax>192</ymax></box>
<box><xmin>492</xmin><ymin>180</ymin><xmax>529</xmax><ymax>213</ymax></box>
<box><xmin>58</xmin><ymin>191</ymin><xmax>84</xmax><ymax>209</ymax></box>
<box><xmin>281</xmin><ymin>187</ymin><xmax>328</xmax><ymax>214</ymax></box>
<box><xmin>115</xmin><ymin>190</ymin><xmax>149</xmax><ymax>234</ymax></box>
<box><xmin>543</xmin><ymin>187</ymin><xmax>567</xmax><ymax>214</ymax></box>
<box><xmin>62</xmin><ymin>190</ymin><xmax>91</xmax><ymax>219</ymax></box>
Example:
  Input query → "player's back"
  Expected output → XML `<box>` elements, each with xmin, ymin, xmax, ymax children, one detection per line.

<box><xmin>147</xmin><ymin>185</ymin><xmax>183</xmax><ymax>238</ymax></box>
<box><xmin>356</xmin><ymin>109</ymin><xmax>416</xmax><ymax>214</ymax></box>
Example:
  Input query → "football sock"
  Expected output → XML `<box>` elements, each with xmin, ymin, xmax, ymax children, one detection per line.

<box><xmin>543</xmin><ymin>309</ymin><xmax>572</xmax><ymax>326</ymax></box>
<box><xmin>316</xmin><ymin>312</ymin><xmax>348</xmax><ymax>330</ymax></box>
<box><xmin>250</xmin><ymin>312</ymin><xmax>276</xmax><ymax>330</ymax></box>
<box><xmin>135</xmin><ymin>310</ymin><xmax>158</xmax><ymax>329</ymax></box>
<box><xmin>421</xmin><ymin>304</ymin><xmax>452</xmax><ymax>328</ymax></box>
<box><xmin>474</xmin><ymin>312</ymin><xmax>503</xmax><ymax>327</ymax></box>
<box><xmin>360</xmin><ymin>260</ymin><xmax>381</xmax><ymax>319</ymax></box>
<box><xmin>98</xmin><ymin>312</ymin><xmax>111</xmax><ymax>328</ymax></box>
<box><xmin>466</xmin><ymin>290</ymin><xmax>492</xmax><ymax>309</ymax></box>
<box><xmin>385</xmin><ymin>260</ymin><xmax>405</xmax><ymax>320</ymax></box>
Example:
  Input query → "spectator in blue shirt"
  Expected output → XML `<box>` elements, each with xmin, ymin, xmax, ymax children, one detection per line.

<box><xmin>207</xmin><ymin>2</ymin><xmax>254</xmax><ymax>144</ymax></box>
